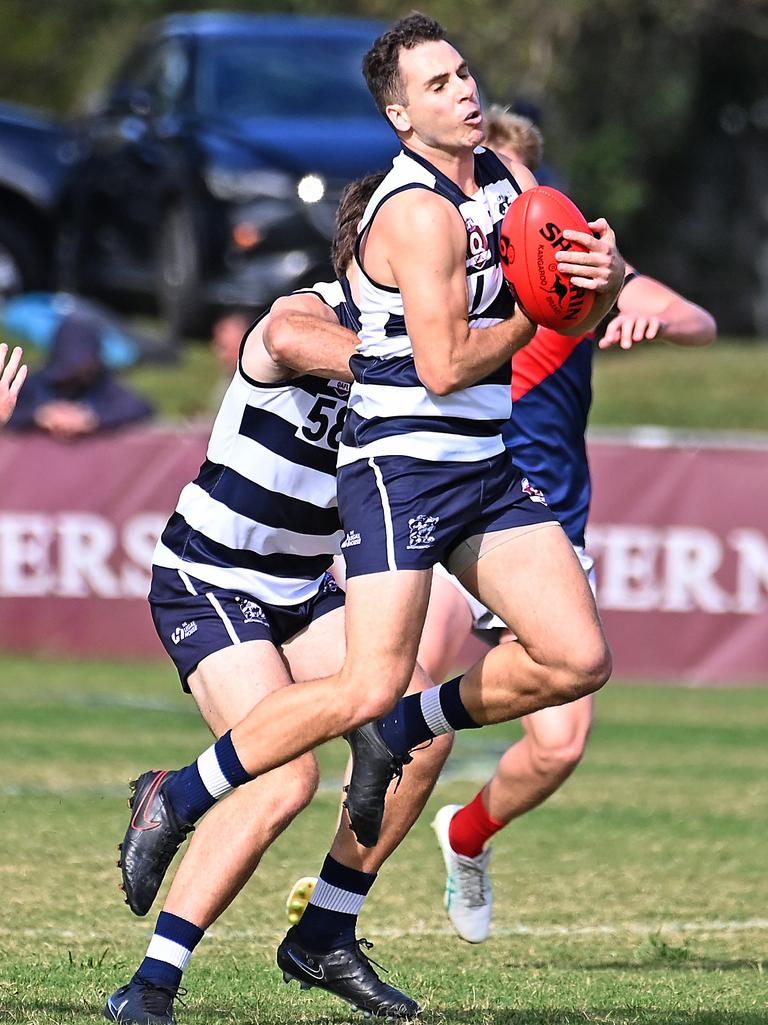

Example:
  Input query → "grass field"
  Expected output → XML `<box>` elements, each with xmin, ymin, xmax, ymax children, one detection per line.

<box><xmin>1</xmin><ymin>656</ymin><xmax>766</xmax><ymax>1025</ymax></box>
<box><xmin>116</xmin><ymin>337</ymin><xmax>768</xmax><ymax>432</ymax></box>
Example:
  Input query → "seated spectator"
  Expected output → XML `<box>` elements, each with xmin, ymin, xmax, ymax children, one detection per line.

<box><xmin>0</xmin><ymin>342</ymin><xmax>27</xmax><ymax>427</ymax></box>
<box><xmin>6</xmin><ymin>312</ymin><xmax>153</xmax><ymax>440</ymax></box>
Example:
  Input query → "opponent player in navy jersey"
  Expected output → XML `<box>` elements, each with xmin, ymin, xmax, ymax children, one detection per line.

<box><xmin>415</xmin><ymin>110</ymin><xmax>717</xmax><ymax>943</ymax></box>
<box><xmin>115</xmin><ymin>16</ymin><xmax>624</xmax><ymax>1009</ymax></box>
<box><xmin>108</xmin><ymin>174</ymin><xmax>450</xmax><ymax>1023</ymax></box>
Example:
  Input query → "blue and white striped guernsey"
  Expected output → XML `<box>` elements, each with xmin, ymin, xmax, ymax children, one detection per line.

<box><xmin>338</xmin><ymin>146</ymin><xmax>522</xmax><ymax>468</ymax></box>
<box><xmin>153</xmin><ymin>279</ymin><xmax>359</xmax><ymax>606</ymax></box>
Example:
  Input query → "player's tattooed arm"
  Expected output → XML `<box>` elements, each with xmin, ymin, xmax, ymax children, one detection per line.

<box><xmin>247</xmin><ymin>293</ymin><xmax>357</xmax><ymax>383</ymax></box>
<box><xmin>599</xmin><ymin>270</ymin><xmax>716</xmax><ymax>350</ymax></box>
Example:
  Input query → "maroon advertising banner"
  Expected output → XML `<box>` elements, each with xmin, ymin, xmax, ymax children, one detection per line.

<box><xmin>0</xmin><ymin>430</ymin><xmax>765</xmax><ymax>683</ymax></box>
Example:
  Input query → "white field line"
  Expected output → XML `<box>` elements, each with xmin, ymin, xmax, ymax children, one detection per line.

<box><xmin>3</xmin><ymin>919</ymin><xmax>768</xmax><ymax>943</ymax></box>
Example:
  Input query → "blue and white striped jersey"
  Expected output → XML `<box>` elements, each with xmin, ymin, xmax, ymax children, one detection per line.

<box><xmin>338</xmin><ymin>146</ymin><xmax>521</xmax><ymax>467</ymax></box>
<box><xmin>153</xmin><ymin>279</ymin><xmax>359</xmax><ymax>606</ymax></box>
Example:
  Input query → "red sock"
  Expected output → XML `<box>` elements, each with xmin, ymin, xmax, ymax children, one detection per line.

<box><xmin>448</xmin><ymin>790</ymin><xmax>505</xmax><ymax>858</ymax></box>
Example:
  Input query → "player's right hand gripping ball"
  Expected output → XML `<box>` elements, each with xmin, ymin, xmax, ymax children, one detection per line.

<box><xmin>499</xmin><ymin>186</ymin><xmax>596</xmax><ymax>331</ymax></box>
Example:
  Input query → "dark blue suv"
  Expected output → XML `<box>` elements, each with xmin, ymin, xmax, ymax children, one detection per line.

<box><xmin>60</xmin><ymin>13</ymin><xmax>396</xmax><ymax>335</ymax></box>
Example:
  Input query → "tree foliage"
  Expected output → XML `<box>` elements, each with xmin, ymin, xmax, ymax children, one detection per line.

<box><xmin>1</xmin><ymin>0</ymin><xmax>765</xmax><ymax>330</ymax></box>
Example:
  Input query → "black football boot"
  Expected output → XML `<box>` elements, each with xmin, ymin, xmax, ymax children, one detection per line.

<box><xmin>277</xmin><ymin>927</ymin><xmax>420</xmax><ymax>1019</ymax></box>
<box><xmin>117</xmin><ymin>770</ymin><xmax>194</xmax><ymax>916</ymax></box>
<box><xmin>343</xmin><ymin>723</ymin><xmax>412</xmax><ymax>848</ymax></box>
<box><xmin>103</xmin><ymin>976</ymin><xmax>178</xmax><ymax>1023</ymax></box>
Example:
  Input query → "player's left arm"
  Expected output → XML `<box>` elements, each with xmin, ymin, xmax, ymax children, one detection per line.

<box><xmin>599</xmin><ymin>270</ymin><xmax>717</xmax><ymax>349</ymax></box>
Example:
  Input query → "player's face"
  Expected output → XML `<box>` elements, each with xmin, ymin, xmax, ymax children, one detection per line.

<box><xmin>389</xmin><ymin>40</ymin><xmax>483</xmax><ymax>152</ymax></box>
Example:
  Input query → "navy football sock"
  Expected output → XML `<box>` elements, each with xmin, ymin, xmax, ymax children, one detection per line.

<box><xmin>134</xmin><ymin>911</ymin><xmax>204</xmax><ymax>993</ymax></box>
<box><xmin>294</xmin><ymin>855</ymin><xmax>376</xmax><ymax>952</ymax></box>
<box><xmin>164</xmin><ymin>730</ymin><xmax>252</xmax><ymax>823</ymax></box>
<box><xmin>377</xmin><ymin>676</ymin><xmax>480</xmax><ymax>756</ymax></box>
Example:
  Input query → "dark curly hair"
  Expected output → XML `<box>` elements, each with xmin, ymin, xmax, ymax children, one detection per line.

<box><xmin>331</xmin><ymin>172</ymin><xmax>387</xmax><ymax>277</ymax></box>
<box><xmin>363</xmin><ymin>13</ymin><xmax>446</xmax><ymax>117</ymax></box>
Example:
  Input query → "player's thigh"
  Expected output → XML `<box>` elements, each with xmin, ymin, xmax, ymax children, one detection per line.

<box><xmin>342</xmin><ymin>569</ymin><xmax>433</xmax><ymax>708</ymax></box>
<box><xmin>188</xmin><ymin>639</ymin><xmax>294</xmax><ymax>737</ymax></box>
<box><xmin>520</xmin><ymin>693</ymin><xmax>594</xmax><ymax>753</ymax></box>
<box><xmin>417</xmin><ymin>569</ymin><xmax>474</xmax><ymax>683</ymax></box>
<box><xmin>457</xmin><ymin>522</ymin><xmax>605</xmax><ymax>667</ymax></box>
<box><xmin>282</xmin><ymin>604</ymin><xmax>347</xmax><ymax>682</ymax></box>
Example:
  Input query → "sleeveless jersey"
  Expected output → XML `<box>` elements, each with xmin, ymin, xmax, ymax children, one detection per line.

<box><xmin>504</xmin><ymin>328</ymin><xmax>593</xmax><ymax>547</ymax></box>
<box><xmin>153</xmin><ymin>279</ymin><xmax>359</xmax><ymax>604</ymax></box>
<box><xmin>337</xmin><ymin>146</ymin><xmax>521</xmax><ymax>467</ymax></box>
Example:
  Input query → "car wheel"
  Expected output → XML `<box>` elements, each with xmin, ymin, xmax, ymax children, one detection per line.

<box><xmin>0</xmin><ymin>214</ymin><xmax>45</xmax><ymax>298</ymax></box>
<box><xmin>157</xmin><ymin>205</ymin><xmax>204</xmax><ymax>339</ymax></box>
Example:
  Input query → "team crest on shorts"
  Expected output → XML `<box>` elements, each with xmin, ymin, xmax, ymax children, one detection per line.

<box><xmin>521</xmin><ymin>478</ymin><xmax>548</xmax><ymax>505</ymax></box>
<box><xmin>407</xmin><ymin>514</ymin><xmax>440</xmax><ymax>550</ymax></box>
<box><xmin>322</xmin><ymin>572</ymin><xmax>339</xmax><ymax>593</ymax></box>
<box><xmin>238</xmin><ymin>598</ymin><xmax>268</xmax><ymax>624</ymax></box>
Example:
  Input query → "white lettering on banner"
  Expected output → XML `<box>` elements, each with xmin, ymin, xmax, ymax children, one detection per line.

<box><xmin>588</xmin><ymin>525</ymin><xmax>768</xmax><ymax>615</ymax></box>
<box><xmin>0</xmin><ymin>514</ymin><xmax>55</xmax><ymax>596</ymax></box>
<box><xmin>729</xmin><ymin>529</ymin><xmax>768</xmax><ymax>614</ymax></box>
<box><xmin>660</xmin><ymin>528</ymin><xmax>730</xmax><ymax>613</ymax></box>
<box><xmin>0</xmin><ymin>512</ymin><xmax>165</xmax><ymax>599</ymax></box>
<box><xmin>122</xmin><ymin>514</ymin><xmax>167</xmax><ymax>597</ymax></box>
<box><xmin>590</xmin><ymin>526</ymin><xmax>661</xmax><ymax>611</ymax></box>
<box><xmin>57</xmin><ymin>514</ymin><xmax>119</xmax><ymax>597</ymax></box>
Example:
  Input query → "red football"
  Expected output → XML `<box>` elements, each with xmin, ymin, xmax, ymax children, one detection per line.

<box><xmin>499</xmin><ymin>186</ymin><xmax>595</xmax><ymax>331</ymax></box>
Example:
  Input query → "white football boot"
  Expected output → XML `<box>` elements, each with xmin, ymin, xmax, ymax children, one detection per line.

<box><xmin>431</xmin><ymin>804</ymin><xmax>493</xmax><ymax>943</ymax></box>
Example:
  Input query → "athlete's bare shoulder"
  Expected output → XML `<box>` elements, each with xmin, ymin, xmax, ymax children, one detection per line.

<box><xmin>362</xmin><ymin>187</ymin><xmax>466</xmax><ymax>288</ymax></box>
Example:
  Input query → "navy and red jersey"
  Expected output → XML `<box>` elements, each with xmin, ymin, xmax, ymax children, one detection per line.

<box><xmin>502</xmin><ymin>328</ymin><xmax>593</xmax><ymax>547</ymax></box>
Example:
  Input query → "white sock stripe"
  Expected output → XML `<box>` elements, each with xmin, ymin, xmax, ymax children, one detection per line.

<box><xmin>310</xmin><ymin>879</ymin><xmax>368</xmax><ymax>915</ymax></box>
<box><xmin>197</xmin><ymin>744</ymin><xmax>234</xmax><ymax>800</ymax></box>
<box><xmin>368</xmin><ymin>457</ymin><xmax>397</xmax><ymax>571</ymax></box>
<box><xmin>205</xmin><ymin>591</ymin><xmax>241</xmax><ymax>645</ymax></box>
<box><xmin>421</xmin><ymin>686</ymin><xmax>452</xmax><ymax>736</ymax></box>
<box><xmin>146</xmin><ymin>934</ymin><xmax>194</xmax><ymax>971</ymax></box>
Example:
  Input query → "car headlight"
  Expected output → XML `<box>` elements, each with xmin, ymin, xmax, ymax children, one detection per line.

<box><xmin>297</xmin><ymin>174</ymin><xmax>325</xmax><ymax>204</ymax></box>
<box><xmin>204</xmin><ymin>167</ymin><xmax>295</xmax><ymax>202</ymax></box>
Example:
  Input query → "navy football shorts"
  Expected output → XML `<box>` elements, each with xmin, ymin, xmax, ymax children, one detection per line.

<box><xmin>149</xmin><ymin>566</ymin><xmax>345</xmax><ymax>690</ymax></box>
<box><xmin>337</xmin><ymin>448</ymin><xmax>557</xmax><ymax>578</ymax></box>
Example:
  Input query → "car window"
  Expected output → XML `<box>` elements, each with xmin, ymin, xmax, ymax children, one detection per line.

<box><xmin>196</xmin><ymin>35</ymin><xmax>378</xmax><ymax>119</ymax></box>
<box><xmin>111</xmin><ymin>38</ymin><xmax>189</xmax><ymax>117</ymax></box>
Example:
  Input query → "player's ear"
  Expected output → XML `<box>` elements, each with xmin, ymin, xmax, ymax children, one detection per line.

<box><xmin>386</xmin><ymin>103</ymin><xmax>411</xmax><ymax>134</ymax></box>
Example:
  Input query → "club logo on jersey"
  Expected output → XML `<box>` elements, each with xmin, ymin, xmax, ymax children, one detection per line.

<box><xmin>171</xmin><ymin>621</ymin><xmax>198</xmax><ymax>645</ymax></box>
<box><xmin>341</xmin><ymin>529</ymin><xmax>361</xmax><ymax>549</ymax></box>
<box><xmin>521</xmin><ymin>478</ymin><xmax>548</xmax><ymax>505</ymax></box>
<box><xmin>238</xmin><ymin>598</ymin><xmax>268</xmax><ymax>625</ymax></box>
<box><xmin>465</xmin><ymin>218</ymin><xmax>491</xmax><ymax>269</ymax></box>
<box><xmin>407</xmin><ymin>514</ymin><xmax>440</xmax><ymax>550</ymax></box>
<box><xmin>329</xmin><ymin>379</ymin><xmax>350</xmax><ymax>398</ymax></box>
<box><xmin>497</xmin><ymin>194</ymin><xmax>513</xmax><ymax>217</ymax></box>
